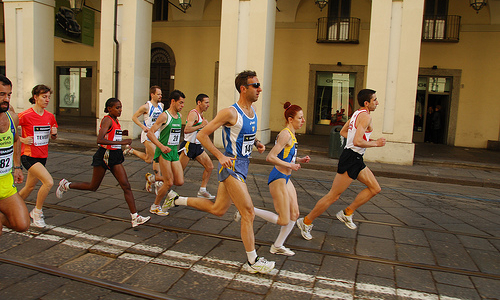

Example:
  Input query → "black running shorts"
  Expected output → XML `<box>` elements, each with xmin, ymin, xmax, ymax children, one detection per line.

<box><xmin>337</xmin><ymin>148</ymin><xmax>366</xmax><ymax>180</ymax></box>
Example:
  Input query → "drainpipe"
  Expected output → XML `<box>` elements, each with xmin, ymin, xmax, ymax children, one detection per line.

<box><xmin>113</xmin><ymin>0</ymin><xmax>119</xmax><ymax>98</ymax></box>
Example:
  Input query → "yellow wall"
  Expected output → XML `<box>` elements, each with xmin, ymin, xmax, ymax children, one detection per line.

<box><xmin>152</xmin><ymin>24</ymin><xmax>220</xmax><ymax>121</ymax></box>
<box><xmin>2</xmin><ymin>0</ymin><xmax>497</xmax><ymax>149</ymax></box>
<box><xmin>419</xmin><ymin>31</ymin><xmax>500</xmax><ymax>148</ymax></box>
<box><xmin>53</xmin><ymin>25</ymin><xmax>101</xmax><ymax>62</ymax></box>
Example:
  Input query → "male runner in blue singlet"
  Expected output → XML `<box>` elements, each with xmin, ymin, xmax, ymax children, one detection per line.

<box><xmin>161</xmin><ymin>70</ymin><xmax>275</xmax><ymax>274</ymax></box>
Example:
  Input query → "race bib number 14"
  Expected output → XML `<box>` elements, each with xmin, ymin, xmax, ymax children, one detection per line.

<box><xmin>242</xmin><ymin>134</ymin><xmax>255</xmax><ymax>157</ymax></box>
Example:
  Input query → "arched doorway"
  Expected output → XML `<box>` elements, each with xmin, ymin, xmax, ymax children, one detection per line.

<box><xmin>150</xmin><ymin>43</ymin><xmax>175</xmax><ymax>104</ymax></box>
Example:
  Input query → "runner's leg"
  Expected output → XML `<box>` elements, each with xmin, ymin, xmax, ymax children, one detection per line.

<box><xmin>269</xmin><ymin>178</ymin><xmax>291</xmax><ymax>226</ymax></box>
<box><xmin>18</xmin><ymin>169</ymin><xmax>40</xmax><ymax>200</ymax></box>
<box><xmin>304</xmin><ymin>172</ymin><xmax>353</xmax><ymax>222</ymax></box>
<box><xmin>110</xmin><ymin>164</ymin><xmax>138</xmax><ymax>214</ymax></box>
<box><xmin>21</xmin><ymin>163</ymin><xmax>53</xmax><ymax>210</ymax></box>
<box><xmin>153</xmin><ymin>157</ymin><xmax>173</xmax><ymax>206</ymax></box>
<box><xmin>346</xmin><ymin>167</ymin><xmax>381</xmax><ymax>212</ymax></box>
<box><xmin>69</xmin><ymin>166</ymin><xmax>107</xmax><ymax>191</ymax></box>
<box><xmin>0</xmin><ymin>193</ymin><xmax>30</xmax><ymax>234</ymax></box>
<box><xmin>195</xmin><ymin>152</ymin><xmax>214</xmax><ymax>188</ymax></box>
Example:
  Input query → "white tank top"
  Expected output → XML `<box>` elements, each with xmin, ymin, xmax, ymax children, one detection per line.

<box><xmin>183</xmin><ymin>109</ymin><xmax>203</xmax><ymax>144</ymax></box>
<box><xmin>143</xmin><ymin>101</ymin><xmax>164</xmax><ymax>130</ymax></box>
<box><xmin>345</xmin><ymin>109</ymin><xmax>372</xmax><ymax>155</ymax></box>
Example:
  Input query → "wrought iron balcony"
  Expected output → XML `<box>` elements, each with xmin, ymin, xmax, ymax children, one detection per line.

<box><xmin>422</xmin><ymin>15</ymin><xmax>461</xmax><ymax>42</ymax></box>
<box><xmin>317</xmin><ymin>17</ymin><xmax>360</xmax><ymax>44</ymax></box>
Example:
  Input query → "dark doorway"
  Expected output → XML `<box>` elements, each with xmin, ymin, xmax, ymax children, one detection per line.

<box><xmin>150</xmin><ymin>45</ymin><xmax>175</xmax><ymax>105</ymax></box>
<box><xmin>413</xmin><ymin>76</ymin><xmax>451</xmax><ymax>144</ymax></box>
<box><xmin>427</xmin><ymin>94</ymin><xmax>448</xmax><ymax>144</ymax></box>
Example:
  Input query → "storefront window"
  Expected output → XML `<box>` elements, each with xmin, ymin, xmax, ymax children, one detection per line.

<box><xmin>315</xmin><ymin>72</ymin><xmax>355</xmax><ymax>126</ymax></box>
<box><xmin>428</xmin><ymin>77</ymin><xmax>450</xmax><ymax>92</ymax></box>
<box><xmin>57</xmin><ymin>66</ymin><xmax>93</xmax><ymax>117</ymax></box>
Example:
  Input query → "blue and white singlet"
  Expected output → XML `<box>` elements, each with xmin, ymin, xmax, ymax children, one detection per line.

<box><xmin>222</xmin><ymin>103</ymin><xmax>257</xmax><ymax>158</ymax></box>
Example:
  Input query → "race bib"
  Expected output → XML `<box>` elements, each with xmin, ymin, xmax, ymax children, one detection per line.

<box><xmin>168</xmin><ymin>128</ymin><xmax>181</xmax><ymax>145</ymax></box>
<box><xmin>0</xmin><ymin>146</ymin><xmax>13</xmax><ymax>175</ymax></box>
<box><xmin>151</xmin><ymin>111</ymin><xmax>161</xmax><ymax>123</ymax></box>
<box><xmin>112</xmin><ymin>129</ymin><xmax>122</xmax><ymax>149</ymax></box>
<box><xmin>242</xmin><ymin>134</ymin><xmax>256</xmax><ymax>157</ymax></box>
<box><xmin>33</xmin><ymin>125</ymin><xmax>51</xmax><ymax>146</ymax></box>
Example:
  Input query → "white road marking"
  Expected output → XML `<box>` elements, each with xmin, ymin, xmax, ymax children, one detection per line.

<box><xmin>2</xmin><ymin>226</ymin><xmax>470</xmax><ymax>300</ymax></box>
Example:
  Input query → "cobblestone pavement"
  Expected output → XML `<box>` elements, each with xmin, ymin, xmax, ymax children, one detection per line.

<box><xmin>1</xmin><ymin>148</ymin><xmax>499</xmax><ymax>300</ymax></box>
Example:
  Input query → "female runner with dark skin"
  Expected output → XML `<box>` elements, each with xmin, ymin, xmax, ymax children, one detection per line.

<box><xmin>56</xmin><ymin>98</ymin><xmax>150</xmax><ymax>227</ymax></box>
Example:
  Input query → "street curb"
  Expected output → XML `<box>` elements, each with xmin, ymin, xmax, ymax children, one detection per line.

<box><xmin>50</xmin><ymin>139</ymin><xmax>500</xmax><ymax>189</ymax></box>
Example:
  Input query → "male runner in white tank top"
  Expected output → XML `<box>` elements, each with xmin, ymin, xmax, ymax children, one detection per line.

<box><xmin>297</xmin><ymin>89</ymin><xmax>387</xmax><ymax>240</ymax></box>
<box><xmin>178</xmin><ymin>93</ymin><xmax>215</xmax><ymax>199</ymax></box>
<box><xmin>126</xmin><ymin>86</ymin><xmax>164</xmax><ymax>193</ymax></box>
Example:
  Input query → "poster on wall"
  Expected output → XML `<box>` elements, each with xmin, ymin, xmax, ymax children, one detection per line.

<box><xmin>54</xmin><ymin>0</ymin><xmax>94</xmax><ymax>46</ymax></box>
<box><xmin>59</xmin><ymin>74</ymin><xmax>80</xmax><ymax>108</ymax></box>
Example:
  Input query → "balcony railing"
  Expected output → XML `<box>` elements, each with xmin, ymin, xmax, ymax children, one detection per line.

<box><xmin>422</xmin><ymin>15</ymin><xmax>461</xmax><ymax>42</ymax></box>
<box><xmin>317</xmin><ymin>17</ymin><xmax>360</xmax><ymax>44</ymax></box>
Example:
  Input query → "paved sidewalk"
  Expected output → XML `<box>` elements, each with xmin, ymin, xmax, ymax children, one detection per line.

<box><xmin>1</xmin><ymin>149</ymin><xmax>499</xmax><ymax>299</ymax></box>
<box><xmin>54</xmin><ymin>130</ymin><xmax>500</xmax><ymax>189</ymax></box>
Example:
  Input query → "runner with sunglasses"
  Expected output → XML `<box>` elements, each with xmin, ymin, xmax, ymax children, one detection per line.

<box><xmin>160</xmin><ymin>70</ymin><xmax>276</xmax><ymax>274</ymax></box>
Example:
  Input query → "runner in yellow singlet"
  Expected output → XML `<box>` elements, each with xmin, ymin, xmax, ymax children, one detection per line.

<box><xmin>0</xmin><ymin>75</ymin><xmax>30</xmax><ymax>235</ymax></box>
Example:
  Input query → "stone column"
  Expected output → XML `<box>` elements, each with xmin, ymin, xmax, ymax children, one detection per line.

<box><xmin>215</xmin><ymin>0</ymin><xmax>276</xmax><ymax>147</ymax></box>
<box><xmin>365</xmin><ymin>0</ymin><xmax>424</xmax><ymax>165</ymax></box>
<box><xmin>98</xmin><ymin>0</ymin><xmax>153</xmax><ymax>136</ymax></box>
<box><xmin>3</xmin><ymin>0</ymin><xmax>55</xmax><ymax>112</ymax></box>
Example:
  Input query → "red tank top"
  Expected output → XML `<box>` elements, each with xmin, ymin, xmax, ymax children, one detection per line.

<box><xmin>100</xmin><ymin>116</ymin><xmax>123</xmax><ymax>150</ymax></box>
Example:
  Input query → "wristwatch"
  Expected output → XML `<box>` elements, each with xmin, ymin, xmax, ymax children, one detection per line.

<box><xmin>13</xmin><ymin>166</ymin><xmax>22</xmax><ymax>170</ymax></box>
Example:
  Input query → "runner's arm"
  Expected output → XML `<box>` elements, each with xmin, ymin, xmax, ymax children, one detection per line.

<box><xmin>353</xmin><ymin>113</ymin><xmax>385</xmax><ymax>148</ymax></box>
<box><xmin>12</xmin><ymin>114</ymin><xmax>23</xmax><ymax>183</ymax></box>
<box><xmin>96</xmin><ymin>117</ymin><xmax>132</xmax><ymax>146</ymax></box>
<box><xmin>147</xmin><ymin>112</ymin><xmax>170</xmax><ymax>153</ymax></box>
<box><xmin>198</xmin><ymin>107</ymin><xmax>237</xmax><ymax>167</ymax></box>
<box><xmin>132</xmin><ymin>104</ymin><xmax>149</xmax><ymax>132</ymax></box>
<box><xmin>184</xmin><ymin>110</ymin><xmax>206</xmax><ymax>134</ymax></box>
<box><xmin>266</xmin><ymin>130</ymin><xmax>300</xmax><ymax>171</ymax></box>
<box><xmin>340</xmin><ymin>120</ymin><xmax>349</xmax><ymax>139</ymax></box>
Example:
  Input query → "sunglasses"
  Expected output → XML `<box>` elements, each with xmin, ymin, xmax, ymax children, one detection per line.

<box><xmin>245</xmin><ymin>83</ymin><xmax>261</xmax><ymax>89</ymax></box>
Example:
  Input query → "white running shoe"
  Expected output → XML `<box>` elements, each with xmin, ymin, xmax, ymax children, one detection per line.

<box><xmin>154</xmin><ymin>181</ymin><xmax>164</xmax><ymax>195</ymax></box>
<box><xmin>30</xmin><ymin>209</ymin><xmax>46</xmax><ymax>228</ymax></box>
<box><xmin>245</xmin><ymin>256</ymin><xmax>275</xmax><ymax>274</ymax></box>
<box><xmin>162</xmin><ymin>191</ymin><xmax>179</xmax><ymax>212</ymax></box>
<box><xmin>145</xmin><ymin>173</ymin><xmax>155</xmax><ymax>193</ymax></box>
<box><xmin>197</xmin><ymin>189</ymin><xmax>215</xmax><ymax>200</ymax></box>
<box><xmin>131</xmin><ymin>214</ymin><xmax>150</xmax><ymax>227</ymax></box>
<box><xmin>123</xmin><ymin>145</ymin><xmax>134</xmax><ymax>156</ymax></box>
<box><xmin>56</xmin><ymin>179</ymin><xmax>69</xmax><ymax>199</ymax></box>
<box><xmin>167</xmin><ymin>190</ymin><xmax>178</xmax><ymax>200</ymax></box>
<box><xmin>233</xmin><ymin>210</ymin><xmax>241</xmax><ymax>222</ymax></box>
<box><xmin>149</xmin><ymin>204</ymin><xmax>169</xmax><ymax>216</ymax></box>
<box><xmin>270</xmin><ymin>244</ymin><xmax>295</xmax><ymax>256</ymax></box>
<box><xmin>296</xmin><ymin>218</ymin><xmax>313</xmax><ymax>240</ymax></box>
<box><xmin>336</xmin><ymin>210</ymin><xmax>357</xmax><ymax>230</ymax></box>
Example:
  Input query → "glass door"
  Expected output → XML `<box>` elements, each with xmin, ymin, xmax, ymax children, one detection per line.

<box><xmin>56</xmin><ymin>66</ymin><xmax>93</xmax><ymax>117</ymax></box>
<box><xmin>413</xmin><ymin>76</ymin><xmax>451</xmax><ymax>143</ymax></box>
<box><xmin>313</xmin><ymin>72</ymin><xmax>355</xmax><ymax>135</ymax></box>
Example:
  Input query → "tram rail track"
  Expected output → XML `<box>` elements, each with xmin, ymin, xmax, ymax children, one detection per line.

<box><xmin>0</xmin><ymin>255</ymin><xmax>177</xmax><ymax>300</ymax></box>
<box><xmin>24</xmin><ymin>197</ymin><xmax>500</xmax><ymax>282</ymax></box>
